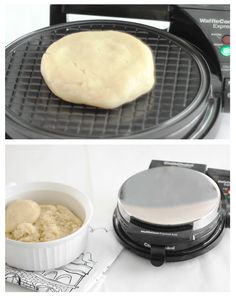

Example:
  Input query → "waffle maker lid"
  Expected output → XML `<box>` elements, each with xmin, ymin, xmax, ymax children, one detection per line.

<box><xmin>118</xmin><ymin>166</ymin><xmax>221</xmax><ymax>228</ymax></box>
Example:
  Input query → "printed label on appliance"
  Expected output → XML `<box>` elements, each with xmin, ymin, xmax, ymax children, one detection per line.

<box><xmin>140</xmin><ymin>230</ymin><xmax>178</xmax><ymax>237</ymax></box>
<box><xmin>199</xmin><ymin>18</ymin><xmax>230</xmax><ymax>30</ymax></box>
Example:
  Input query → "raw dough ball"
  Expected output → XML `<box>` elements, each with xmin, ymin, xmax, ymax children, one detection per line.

<box><xmin>12</xmin><ymin>223</ymin><xmax>40</xmax><ymax>242</ymax></box>
<box><xmin>5</xmin><ymin>200</ymin><xmax>41</xmax><ymax>233</ymax></box>
<box><xmin>41</xmin><ymin>30</ymin><xmax>155</xmax><ymax>109</ymax></box>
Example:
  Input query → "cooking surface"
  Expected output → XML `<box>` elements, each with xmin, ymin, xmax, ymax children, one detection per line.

<box><xmin>6</xmin><ymin>20</ymin><xmax>202</xmax><ymax>138</ymax></box>
<box><xmin>119</xmin><ymin>166</ymin><xmax>221</xmax><ymax>225</ymax></box>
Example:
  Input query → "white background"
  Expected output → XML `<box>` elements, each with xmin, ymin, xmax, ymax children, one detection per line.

<box><xmin>5</xmin><ymin>2</ymin><xmax>230</xmax><ymax>139</ymax></box>
<box><xmin>5</xmin><ymin>143</ymin><xmax>230</xmax><ymax>291</ymax></box>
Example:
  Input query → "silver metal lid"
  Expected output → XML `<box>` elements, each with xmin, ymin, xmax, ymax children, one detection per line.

<box><xmin>118</xmin><ymin>166</ymin><xmax>221</xmax><ymax>229</ymax></box>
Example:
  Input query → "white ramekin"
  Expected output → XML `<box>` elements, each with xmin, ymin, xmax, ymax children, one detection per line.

<box><xmin>5</xmin><ymin>182</ymin><xmax>93</xmax><ymax>271</ymax></box>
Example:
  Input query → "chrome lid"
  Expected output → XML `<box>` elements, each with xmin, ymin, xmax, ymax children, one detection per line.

<box><xmin>118</xmin><ymin>166</ymin><xmax>221</xmax><ymax>229</ymax></box>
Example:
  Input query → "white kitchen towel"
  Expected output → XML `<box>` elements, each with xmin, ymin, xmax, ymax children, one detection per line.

<box><xmin>5</xmin><ymin>223</ymin><xmax>123</xmax><ymax>292</ymax></box>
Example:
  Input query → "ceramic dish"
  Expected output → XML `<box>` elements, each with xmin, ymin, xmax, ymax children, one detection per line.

<box><xmin>5</xmin><ymin>182</ymin><xmax>93</xmax><ymax>271</ymax></box>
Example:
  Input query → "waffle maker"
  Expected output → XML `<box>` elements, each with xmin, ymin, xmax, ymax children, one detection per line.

<box><xmin>6</xmin><ymin>5</ymin><xmax>230</xmax><ymax>139</ymax></box>
<box><xmin>113</xmin><ymin>160</ymin><xmax>230</xmax><ymax>266</ymax></box>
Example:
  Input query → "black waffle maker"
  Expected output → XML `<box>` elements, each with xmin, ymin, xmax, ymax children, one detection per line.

<box><xmin>113</xmin><ymin>160</ymin><xmax>230</xmax><ymax>266</ymax></box>
<box><xmin>6</xmin><ymin>5</ymin><xmax>230</xmax><ymax>139</ymax></box>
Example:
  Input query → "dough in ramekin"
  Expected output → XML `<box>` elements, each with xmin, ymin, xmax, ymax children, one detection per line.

<box><xmin>6</xmin><ymin>199</ymin><xmax>41</xmax><ymax>233</ymax></box>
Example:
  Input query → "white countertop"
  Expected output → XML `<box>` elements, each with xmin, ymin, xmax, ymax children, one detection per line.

<box><xmin>5</xmin><ymin>3</ymin><xmax>230</xmax><ymax>139</ymax></box>
<box><xmin>5</xmin><ymin>144</ymin><xmax>230</xmax><ymax>291</ymax></box>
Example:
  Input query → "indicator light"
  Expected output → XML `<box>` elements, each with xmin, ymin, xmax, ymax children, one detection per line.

<box><xmin>222</xmin><ymin>35</ymin><xmax>230</xmax><ymax>45</ymax></box>
<box><xmin>220</xmin><ymin>45</ymin><xmax>230</xmax><ymax>57</ymax></box>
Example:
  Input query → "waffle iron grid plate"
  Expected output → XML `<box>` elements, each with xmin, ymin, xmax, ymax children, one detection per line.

<box><xmin>6</xmin><ymin>20</ymin><xmax>209</xmax><ymax>139</ymax></box>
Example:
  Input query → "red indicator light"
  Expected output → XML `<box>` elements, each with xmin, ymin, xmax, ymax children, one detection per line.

<box><xmin>222</xmin><ymin>35</ymin><xmax>230</xmax><ymax>45</ymax></box>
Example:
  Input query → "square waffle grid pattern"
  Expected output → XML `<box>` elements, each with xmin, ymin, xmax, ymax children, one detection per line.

<box><xmin>6</xmin><ymin>22</ymin><xmax>201</xmax><ymax>138</ymax></box>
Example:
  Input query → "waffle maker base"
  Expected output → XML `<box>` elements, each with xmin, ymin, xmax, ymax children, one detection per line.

<box><xmin>6</xmin><ymin>20</ymin><xmax>221</xmax><ymax>139</ymax></box>
<box><xmin>113</xmin><ymin>208</ymin><xmax>226</xmax><ymax>266</ymax></box>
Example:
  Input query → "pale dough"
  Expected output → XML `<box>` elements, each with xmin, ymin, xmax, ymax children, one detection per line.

<box><xmin>41</xmin><ymin>30</ymin><xmax>155</xmax><ymax>109</ymax></box>
<box><xmin>12</xmin><ymin>223</ymin><xmax>40</xmax><ymax>242</ymax></box>
<box><xmin>6</xmin><ymin>200</ymin><xmax>83</xmax><ymax>242</ymax></box>
<box><xmin>5</xmin><ymin>199</ymin><xmax>41</xmax><ymax>233</ymax></box>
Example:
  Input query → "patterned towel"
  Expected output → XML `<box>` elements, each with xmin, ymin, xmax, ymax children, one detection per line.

<box><xmin>5</xmin><ymin>223</ymin><xmax>123</xmax><ymax>292</ymax></box>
